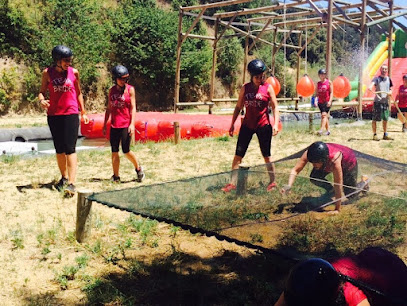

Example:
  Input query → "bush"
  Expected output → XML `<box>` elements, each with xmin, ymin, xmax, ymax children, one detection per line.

<box><xmin>217</xmin><ymin>31</ymin><xmax>243</xmax><ymax>88</ymax></box>
<box><xmin>112</xmin><ymin>3</ymin><xmax>212</xmax><ymax>109</ymax></box>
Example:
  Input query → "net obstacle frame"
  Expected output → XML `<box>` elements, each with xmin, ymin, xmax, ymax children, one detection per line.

<box><xmin>174</xmin><ymin>0</ymin><xmax>407</xmax><ymax>115</ymax></box>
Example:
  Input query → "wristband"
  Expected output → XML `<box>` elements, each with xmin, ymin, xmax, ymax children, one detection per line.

<box><xmin>81</xmin><ymin>110</ymin><xmax>87</xmax><ymax>116</ymax></box>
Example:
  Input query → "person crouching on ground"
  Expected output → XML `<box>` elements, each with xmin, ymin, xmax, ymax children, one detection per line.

<box><xmin>103</xmin><ymin>65</ymin><xmax>144</xmax><ymax>183</ymax></box>
<box><xmin>222</xmin><ymin>59</ymin><xmax>280</xmax><ymax>192</ymax></box>
<box><xmin>280</xmin><ymin>141</ymin><xmax>358</xmax><ymax>214</ymax></box>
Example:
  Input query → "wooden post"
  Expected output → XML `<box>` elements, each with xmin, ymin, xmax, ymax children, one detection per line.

<box><xmin>296</xmin><ymin>33</ymin><xmax>302</xmax><ymax>111</ymax></box>
<box><xmin>236</xmin><ymin>165</ymin><xmax>249</xmax><ymax>196</ymax></box>
<box><xmin>272</xmin><ymin>28</ymin><xmax>278</xmax><ymax>75</ymax></box>
<box><xmin>309</xmin><ymin>113</ymin><xmax>314</xmax><ymax>133</ymax></box>
<box><xmin>174</xmin><ymin>121</ymin><xmax>180</xmax><ymax>144</ymax></box>
<box><xmin>388</xmin><ymin>1</ymin><xmax>393</xmax><ymax>77</ymax></box>
<box><xmin>326</xmin><ymin>0</ymin><xmax>333</xmax><ymax>80</ymax></box>
<box><xmin>174</xmin><ymin>9</ymin><xmax>184</xmax><ymax>113</ymax></box>
<box><xmin>358</xmin><ymin>0</ymin><xmax>367</xmax><ymax>119</ymax></box>
<box><xmin>209</xmin><ymin>17</ymin><xmax>219</xmax><ymax>115</ymax></box>
<box><xmin>76</xmin><ymin>190</ymin><xmax>93</xmax><ymax>243</ymax></box>
<box><xmin>243</xmin><ymin>33</ymin><xmax>249</xmax><ymax>84</ymax></box>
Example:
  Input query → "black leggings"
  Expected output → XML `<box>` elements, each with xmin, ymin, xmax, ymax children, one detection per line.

<box><xmin>235</xmin><ymin>124</ymin><xmax>272</xmax><ymax>158</ymax></box>
<box><xmin>47</xmin><ymin>114</ymin><xmax>79</xmax><ymax>155</ymax></box>
<box><xmin>110</xmin><ymin>127</ymin><xmax>131</xmax><ymax>153</ymax></box>
<box><xmin>310</xmin><ymin>163</ymin><xmax>358</xmax><ymax>196</ymax></box>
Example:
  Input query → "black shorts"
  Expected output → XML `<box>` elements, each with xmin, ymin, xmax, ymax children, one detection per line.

<box><xmin>318</xmin><ymin>103</ymin><xmax>331</xmax><ymax>113</ymax></box>
<box><xmin>372</xmin><ymin>103</ymin><xmax>390</xmax><ymax>121</ymax></box>
<box><xmin>47</xmin><ymin>114</ymin><xmax>79</xmax><ymax>155</ymax></box>
<box><xmin>235</xmin><ymin>124</ymin><xmax>272</xmax><ymax>158</ymax></box>
<box><xmin>310</xmin><ymin>162</ymin><xmax>358</xmax><ymax>196</ymax></box>
<box><xmin>110</xmin><ymin>127</ymin><xmax>131</xmax><ymax>153</ymax></box>
<box><xmin>399</xmin><ymin>107</ymin><xmax>407</xmax><ymax>113</ymax></box>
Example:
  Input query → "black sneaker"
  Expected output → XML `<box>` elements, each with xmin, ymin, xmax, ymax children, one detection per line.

<box><xmin>55</xmin><ymin>177</ymin><xmax>68</xmax><ymax>191</ymax></box>
<box><xmin>136</xmin><ymin>166</ymin><xmax>145</xmax><ymax>182</ymax></box>
<box><xmin>64</xmin><ymin>183</ymin><xmax>76</xmax><ymax>198</ymax></box>
<box><xmin>111</xmin><ymin>175</ymin><xmax>121</xmax><ymax>183</ymax></box>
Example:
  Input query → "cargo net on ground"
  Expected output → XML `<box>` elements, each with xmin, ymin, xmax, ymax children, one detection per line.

<box><xmin>88</xmin><ymin>149</ymin><xmax>407</xmax><ymax>253</ymax></box>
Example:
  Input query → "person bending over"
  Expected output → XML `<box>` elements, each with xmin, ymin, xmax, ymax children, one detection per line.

<box><xmin>280</xmin><ymin>141</ymin><xmax>358</xmax><ymax>214</ymax></box>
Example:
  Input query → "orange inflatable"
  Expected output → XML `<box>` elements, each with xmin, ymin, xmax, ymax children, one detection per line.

<box><xmin>297</xmin><ymin>74</ymin><xmax>315</xmax><ymax>98</ymax></box>
<box><xmin>333</xmin><ymin>74</ymin><xmax>352</xmax><ymax>99</ymax></box>
<box><xmin>266</xmin><ymin>75</ymin><xmax>281</xmax><ymax>96</ymax></box>
<box><xmin>81</xmin><ymin>112</ymin><xmax>283</xmax><ymax>141</ymax></box>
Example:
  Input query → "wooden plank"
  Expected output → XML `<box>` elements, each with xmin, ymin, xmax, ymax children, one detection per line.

<box><xmin>182</xmin><ymin>0</ymin><xmax>251</xmax><ymax>11</ymax></box>
<box><xmin>176</xmin><ymin>102</ymin><xmax>215</xmax><ymax>106</ymax></box>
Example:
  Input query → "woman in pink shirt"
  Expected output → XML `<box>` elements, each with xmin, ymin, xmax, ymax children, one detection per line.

<box><xmin>274</xmin><ymin>247</ymin><xmax>407</xmax><ymax>306</ymax></box>
<box><xmin>222</xmin><ymin>59</ymin><xmax>280</xmax><ymax>192</ymax></box>
<box><xmin>395</xmin><ymin>74</ymin><xmax>407</xmax><ymax>132</ymax></box>
<box><xmin>38</xmin><ymin>45</ymin><xmax>89</xmax><ymax>197</ymax></box>
<box><xmin>316</xmin><ymin>68</ymin><xmax>333</xmax><ymax>136</ymax></box>
<box><xmin>103</xmin><ymin>65</ymin><xmax>144</xmax><ymax>183</ymax></box>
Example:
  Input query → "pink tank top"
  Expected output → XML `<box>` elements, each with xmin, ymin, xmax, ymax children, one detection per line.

<box><xmin>323</xmin><ymin>143</ymin><xmax>357</xmax><ymax>173</ymax></box>
<box><xmin>47</xmin><ymin>66</ymin><xmax>79</xmax><ymax>116</ymax></box>
<box><xmin>398</xmin><ymin>85</ymin><xmax>407</xmax><ymax>108</ymax></box>
<box><xmin>242</xmin><ymin>82</ymin><xmax>271</xmax><ymax>130</ymax></box>
<box><xmin>109</xmin><ymin>84</ymin><xmax>133</xmax><ymax>128</ymax></box>
<box><xmin>317</xmin><ymin>79</ymin><xmax>331</xmax><ymax>104</ymax></box>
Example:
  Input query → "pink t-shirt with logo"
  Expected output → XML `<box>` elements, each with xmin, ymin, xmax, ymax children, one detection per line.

<box><xmin>242</xmin><ymin>82</ymin><xmax>271</xmax><ymax>130</ymax></box>
<box><xmin>317</xmin><ymin>79</ymin><xmax>331</xmax><ymax>104</ymax></box>
<box><xmin>323</xmin><ymin>143</ymin><xmax>357</xmax><ymax>173</ymax></box>
<box><xmin>109</xmin><ymin>84</ymin><xmax>134</xmax><ymax>128</ymax></box>
<box><xmin>47</xmin><ymin>66</ymin><xmax>79</xmax><ymax>116</ymax></box>
<box><xmin>398</xmin><ymin>85</ymin><xmax>407</xmax><ymax>108</ymax></box>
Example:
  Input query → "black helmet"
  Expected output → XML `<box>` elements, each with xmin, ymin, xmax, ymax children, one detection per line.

<box><xmin>403</xmin><ymin>74</ymin><xmax>407</xmax><ymax>80</ymax></box>
<box><xmin>52</xmin><ymin>45</ymin><xmax>73</xmax><ymax>61</ymax></box>
<box><xmin>307</xmin><ymin>141</ymin><xmax>329</xmax><ymax>163</ymax></box>
<box><xmin>248</xmin><ymin>59</ymin><xmax>266</xmax><ymax>75</ymax></box>
<box><xmin>284</xmin><ymin>258</ymin><xmax>340</xmax><ymax>306</ymax></box>
<box><xmin>112</xmin><ymin>65</ymin><xmax>129</xmax><ymax>79</ymax></box>
<box><xmin>318</xmin><ymin>68</ymin><xmax>327</xmax><ymax>75</ymax></box>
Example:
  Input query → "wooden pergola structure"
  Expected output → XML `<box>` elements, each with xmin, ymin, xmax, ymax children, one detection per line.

<box><xmin>174</xmin><ymin>0</ymin><xmax>407</xmax><ymax>115</ymax></box>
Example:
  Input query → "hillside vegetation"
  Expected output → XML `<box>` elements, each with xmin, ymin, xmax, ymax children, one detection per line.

<box><xmin>1</xmin><ymin>0</ymin><xmax>382</xmax><ymax>114</ymax></box>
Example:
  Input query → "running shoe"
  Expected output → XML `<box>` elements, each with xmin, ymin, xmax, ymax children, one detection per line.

<box><xmin>403</xmin><ymin>128</ymin><xmax>407</xmax><ymax>133</ymax></box>
<box><xmin>221</xmin><ymin>183</ymin><xmax>236</xmax><ymax>192</ymax></box>
<box><xmin>266</xmin><ymin>182</ymin><xmax>278</xmax><ymax>192</ymax></box>
<box><xmin>136</xmin><ymin>166</ymin><xmax>145</xmax><ymax>182</ymax></box>
<box><xmin>316</xmin><ymin>130</ymin><xmax>323</xmax><ymax>136</ymax></box>
<box><xmin>64</xmin><ymin>183</ymin><xmax>76</xmax><ymax>198</ymax></box>
<box><xmin>55</xmin><ymin>177</ymin><xmax>68</xmax><ymax>191</ymax></box>
<box><xmin>111</xmin><ymin>175</ymin><xmax>121</xmax><ymax>183</ymax></box>
<box><xmin>325</xmin><ymin>131</ymin><xmax>331</xmax><ymax>136</ymax></box>
<box><xmin>372</xmin><ymin>134</ymin><xmax>380</xmax><ymax>141</ymax></box>
<box><xmin>383</xmin><ymin>135</ymin><xmax>393</xmax><ymax>140</ymax></box>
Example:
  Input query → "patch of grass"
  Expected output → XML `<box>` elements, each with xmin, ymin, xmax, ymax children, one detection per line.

<box><xmin>0</xmin><ymin>154</ymin><xmax>20</xmax><ymax>164</ymax></box>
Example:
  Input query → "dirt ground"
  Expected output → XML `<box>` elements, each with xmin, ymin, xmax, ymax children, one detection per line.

<box><xmin>0</xmin><ymin>113</ymin><xmax>407</xmax><ymax>305</ymax></box>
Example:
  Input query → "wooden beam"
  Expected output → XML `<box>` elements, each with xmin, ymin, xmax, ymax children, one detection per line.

<box><xmin>388</xmin><ymin>1</ymin><xmax>393</xmax><ymax>78</ymax></box>
<box><xmin>326</xmin><ymin>0</ymin><xmax>333</xmax><ymax>80</ymax></box>
<box><xmin>366</xmin><ymin>11</ymin><xmax>407</xmax><ymax>27</ymax></box>
<box><xmin>358</xmin><ymin>0</ymin><xmax>367</xmax><ymax>118</ymax></box>
<box><xmin>181</xmin><ymin>8</ymin><xmax>206</xmax><ymax>44</ymax></box>
<box><xmin>213</xmin><ymin>0</ymin><xmax>324</xmax><ymax>18</ymax></box>
<box><xmin>248</xmin><ymin>18</ymin><xmax>274</xmax><ymax>52</ymax></box>
<box><xmin>182</xmin><ymin>0</ymin><xmax>251</xmax><ymax>12</ymax></box>
<box><xmin>182</xmin><ymin>33</ymin><xmax>215</xmax><ymax>40</ymax></box>
<box><xmin>305</xmin><ymin>0</ymin><xmax>325</xmax><ymax>18</ymax></box>
<box><xmin>332</xmin><ymin>16</ymin><xmax>360</xmax><ymax>27</ymax></box>
<box><xmin>174</xmin><ymin>10</ymin><xmax>183</xmax><ymax>113</ymax></box>
<box><xmin>297</xmin><ymin>27</ymin><xmax>321</xmax><ymax>55</ymax></box>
